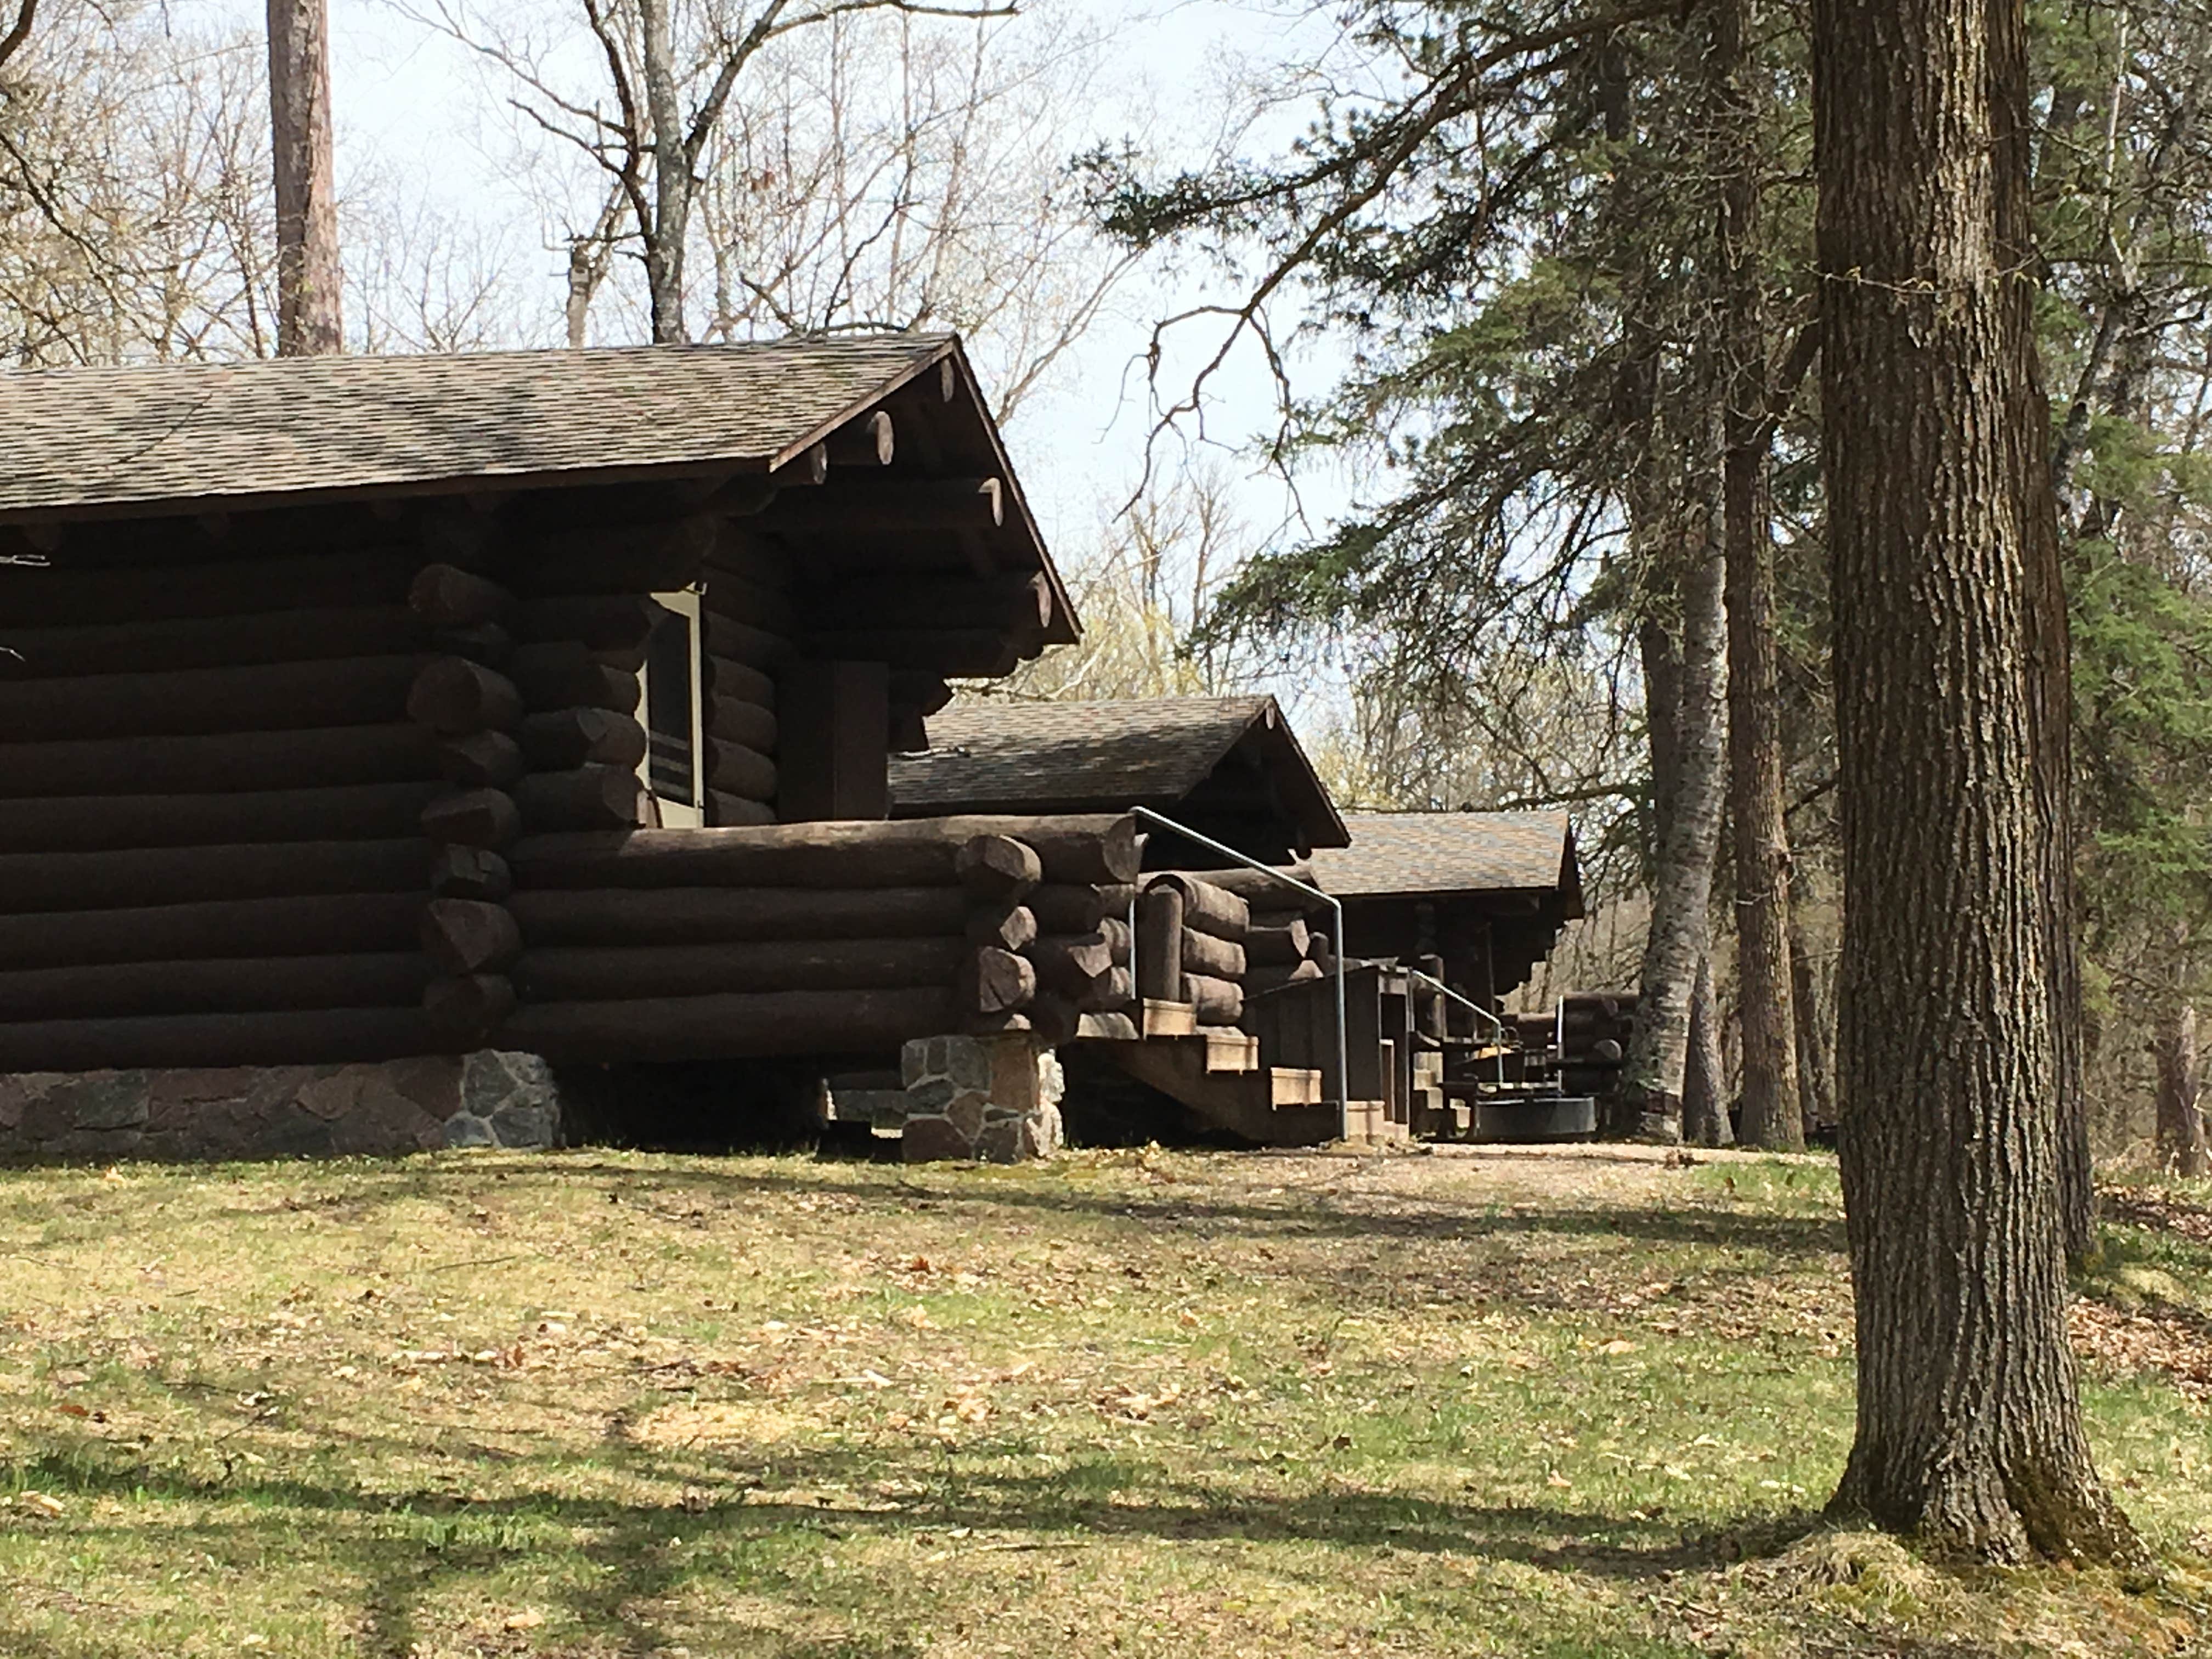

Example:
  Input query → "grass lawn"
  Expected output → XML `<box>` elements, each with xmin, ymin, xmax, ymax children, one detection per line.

<box><xmin>1</xmin><ymin>1142</ymin><xmax>2208</xmax><ymax>1658</ymax></box>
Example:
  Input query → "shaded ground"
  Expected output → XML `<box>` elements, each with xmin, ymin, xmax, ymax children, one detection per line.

<box><xmin>0</xmin><ymin>1143</ymin><xmax>2206</xmax><ymax>1657</ymax></box>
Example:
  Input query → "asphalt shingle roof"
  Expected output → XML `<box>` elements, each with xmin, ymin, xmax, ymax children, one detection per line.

<box><xmin>1311</xmin><ymin>811</ymin><xmax>1577</xmax><ymax>898</ymax></box>
<box><xmin>0</xmin><ymin>334</ymin><xmax>955</xmax><ymax>517</ymax></box>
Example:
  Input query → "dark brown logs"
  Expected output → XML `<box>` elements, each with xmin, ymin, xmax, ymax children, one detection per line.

<box><xmin>708</xmin><ymin>791</ymin><xmax>777</xmax><ymax>828</ymax></box>
<box><xmin>701</xmin><ymin>612</ymin><xmax>797</xmax><ymax>671</ymax></box>
<box><xmin>887</xmin><ymin>670</ymin><xmax>953</xmax><ymax>719</ymax></box>
<box><xmin>521</xmin><ymin>516</ymin><xmax>719</xmax><ymax>597</ymax></box>
<box><xmin>424</xmin><ymin>974</ymin><xmax>517</xmax><ymax>1041</ymax></box>
<box><xmin>0</xmin><ymin>954</ymin><xmax>427</xmax><ymax>1020</ymax></box>
<box><xmin>1026</xmin><ymin>884</ymin><xmax>1106</xmax><ymax>934</ymax></box>
<box><xmin>0</xmin><ymin>1008</ymin><xmax>437</xmax><ymax>1071</ymax></box>
<box><xmin>511</xmin><ymin>814</ymin><xmax>1138</xmax><ymax>891</ymax></box>
<box><xmin>409</xmin><ymin>563</ymin><xmax>514</xmax><ymax>628</ymax></box>
<box><xmin>1185</xmin><ymin>973</ymin><xmax>1244</xmax><ymax>1026</ymax></box>
<box><xmin>1136</xmin><ymin>885</ymin><xmax>1185</xmax><ymax>1005</ymax></box>
<box><xmin>430</xmin><ymin>845</ymin><xmax>513</xmax><ymax>902</ymax></box>
<box><xmin>0</xmin><ymin>656</ymin><xmax>417</xmax><ymax>742</ymax></box>
<box><xmin>408</xmin><ymin>658</ymin><xmax>523</xmax><ymax>734</ymax></box>
<box><xmin>507</xmin><ymin>643</ymin><xmax>641</xmax><ymax>714</ymax></box>
<box><xmin>966</xmin><ymin>903</ymin><xmax>1037</xmax><ymax>952</ymax></box>
<box><xmin>1149</xmin><ymin>874</ymin><xmax>1250</xmax><ymax>940</ymax></box>
<box><xmin>1026</xmin><ymin>992</ymin><xmax>1081</xmax><ymax>1047</ymax></box>
<box><xmin>422</xmin><ymin>898</ymin><xmax>523</xmax><ymax>975</ymax></box>
<box><xmin>515</xmin><ymin>766</ymin><xmax>649</xmax><ymax>832</ymax></box>
<box><xmin>705</xmin><ymin>738</ymin><xmax>778</xmax><ymax>803</ymax></box>
<box><xmin>1085</xmin><ymin>967</ymin><xmax>1135</xmax><ymax>1013</ymax></box>
<box><xmin>0</xmin><ymin>550</ymin><xmax>414</xmax><ymax>627</ymax></box>
<box><xmin>495</xmin><ymin>988</ymin><xmax>959</xmax><ymax>1062</ymax></box>
<box><xmin>1172</xmin><ymin>864</ymin><xmax>1321</xmax><ymax>909</ymax></box>
<box><xmin>834</xmin><ymin>573</ymin><xmax>1052</xmax><ymax>635</ymax></box>
<box><xmin>1030</xmin><ymin>933</ymin><xmax>1120</xmax><ymax>1006</ymax></box>
<box><xmin>511</xmin><ymin>885</ymin><xmax>968</xmax><ymax>946</ymax></box>
<box><xmin>0</xmin><ymin>725</ymin><xmax>438</xmax><ymax>797</ymax></box>
<box><xmin>437</xmin><ymin>731</ymin><xmax>526</xmax><ymax>790</ymax></box>
<box><xmin>1246</xmin><ymin>919</ymin><xmax>1313</xmax><ymax>965</ymax></box>
<box><xmin>520</xmin><ymin>708</ymin><xmax>648</xmax><ymax>772</ymax></box>
<box><xmin>1247</xmin><ymin>960</ymin><xmax>1325</xmax><ymax>994</ymax></box>
<box><xmin>956</xmin><ymin>834</ymin><xmax>1042</xmax><ymax>901</ymax></box>
<box><xmin>964</xmin><ymin>946</ymin><xmax>1037</xmax><ymax>1015</ymax></box>
<box><xmin>0</xmin><ymin>606</ymin><xmax>428</xmax><ymax>678</ymax></box>
<box><xmin>0</xmin><ymin>781</ymin><xmax>445</xmax><ymax>854</ymax></box>
<box><xmin>433</xmin><ymin>622</ymin><xmax>514</xmax><ymax>669</ymax></box>
<box><xmin>0</xmin><ymin>893</ymin><xmax>422</xmax><ymax>969</ymax></box>
<box><xmin>0</xmin><ymin>838</ymin><xmax>427</xmax><ymax>912</ymax></box>
<box><xmin>420</xmin><ymin>789</ymin><xmax>521</xmax><ymax>849</ymax></box>
<box><xmin>701</xmin><ymin>574</ymin><xmax>799</xmax><ymax>636</ymax></box>
<box><xmin>765</xmin><ymin>476</ymin><xmax>1003</xmax><ymax>534</ymax></box>
<box><xmin>707</xmin><ymin>696</ymin><xmax>777</xmax><ymax>755</ymax></box>
<box><xmin>515</xmin><ymin>938</ymin><xmax>966</xmax><ymax>1002</ymax></box>
<box><xmin>1181</xmin><ymin>930</ymin><xmax>1248</xmax><ymax>981</ymax></box>
<box><xmin>512</xmin><ymin>595</ymin><xmax>668</xmax><ymax>653</ymax></box>
<box><xmin>826</xmin><ymin>409</ymin><xmax>895</xmax><ymax>468</ymax></box>
<box><xmin>705</xmin><ymin>653</ymin><xmax>776</xmax><ymax>709</ymax></box>
<box><xmin>805</xmin><ymin>630</ymin><xmax>1022</xmax><ymax>679</ymax></box>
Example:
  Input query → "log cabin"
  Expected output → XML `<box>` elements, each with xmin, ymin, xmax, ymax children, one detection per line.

<box><xmin>0</xmin><ymin>333</ymin><xmax>1152</xmax><ymax>1162</ymax></box>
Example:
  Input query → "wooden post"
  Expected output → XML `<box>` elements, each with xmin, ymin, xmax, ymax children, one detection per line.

<box><xmin>778</xmin><ymin>661</ymin><xmax>889</xmax><ymax>821</ymax></box>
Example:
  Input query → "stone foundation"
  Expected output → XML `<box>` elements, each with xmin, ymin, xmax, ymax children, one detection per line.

<box><xmin>0</xmin><ymin>1051</ymin><xmax>563</xmax><ymax>1164</ymax></box>
<box><xmin>898</xmin><ymin>1034</ymin><xmax>1063</xmax><ymax>1163</ymax></box>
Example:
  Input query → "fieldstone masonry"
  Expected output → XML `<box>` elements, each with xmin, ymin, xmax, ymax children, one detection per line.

<box><xmin>899</xmin><ymin>1033</ymin><xmax>1064</xmax><ymax>1163</ymax></box>
<box><xmin>0</xmin><ymin>1052</ymin><xmax>564</xmax><ymax>1163</ymax></box>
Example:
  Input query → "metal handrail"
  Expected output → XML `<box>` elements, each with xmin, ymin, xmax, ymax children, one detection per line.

<box><xmin>1126</xmin><ymin>807</ymin><xmax>1352</xmax><ymax>1141</ymax></box>
<box><xmin>1400</xmin><ymin>966</ymin><xmax>1508</xmax><ymax>1091</ymax></box>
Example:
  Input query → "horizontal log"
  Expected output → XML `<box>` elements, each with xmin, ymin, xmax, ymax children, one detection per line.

<box><xmin>520</xmin><ymin>707</ymin><xmax>648</xmax><ymax>772</ymax></box>
<box><xmin>1148</xmin><ymin>873</ymin><xmax>1250</xmax><ymax>940</ymax></box>
<box><xmin>0</xmin><ymin>1007</ymin><xmax>438</xmax><ymax>1071</ymax></box>
<box><xmin>1246</xmin><ymin>960</ymin><xmax>1325</xmax><ymax>995</ymax></box>
<box><xmin>511</xmin><ymin>814</ymin><xmax>1138</xmax><ymax>891</ymax></box>
<box><xmin>1026</xmin><ymin>991</ymin><xmax>1081</xmax><ymax>1047</ymax></box>
<box><xmin>519</xmin><ymin>516</ymin><xmax>719</xmax><ymax>597</ymax></box>
<box><xmin>422</xmin><ymin>898</ymin><xmax>522</xmax><ymax>976</ymax></box>
<box><xmin>495</xmin><ymin>987</ymin><xmax>960</xmax><ymax>1062</ymax></box>
<box><xmin>409</xmin><ymin>563</ymin><xmax>514</xmax><ymax>628</ymax></box>
<box><xmin>700</xmin><ymin>577</ymin><xmax>799</xmax><ymax>639</ymax></box>
<box><xmin>510</xmin><ymin>885</ymin><xmax>967</xmax><ymax>947</ymax></box>
<box><xmin>701</xmin><ymin>611</ymin><xmax>798</xmax><ymax>671</ymax></box>
<box><xmin>832</xmin><ymin>573</ymin><xmax>1051</xmax><ymax>635</ymax></box>
<box><xmin>1181</xmin><ymin>929</ymin><xmax>1248</xmax><ymax>981</ymax></box>
<box><xmin>763</xmin><ymin>476</ymin><xmax>1002</xmax><ymax>534</ymax></box>
<box><xmin>438</xmin><ymin>731</ymin><xmax>526</xmax><ymax>791</ymax></box>
<box><xmin>1027</xmin><ymin>884</ymin><xmax>1105</xmax><ymax>934</ymax></box>
<box><xmin>408</xmin><ymin>657</ymin><xmax>522</xmax><ymax>735</ymax></box>
<box><xmin>703</xmin><ymin>652</ymin><xmax>777</xmax><ymax>709</ymax></box>
<box><xmin>805</xmin><ymin>629</ymin><xmax>1022</xmax><ymax>679</ymax></box>
<box><xmin>704</xmin><ymin>738</ymin><xmax>777</xmax><ymax>803</ymax></box>
<box><xmin>1078</xmin><ymin>966</ymin><xmax>1133</xmax><ymax>1013</ymax></box>
<box><xmin>708</xmin><ymin>791</ymin><xmax>777</xmax><ymax>828</ymax></box>
<box><xmin>421</xmin><ymin>788</ymin><xmax>521</xmax><ymax>849</ymax></box>
<box><xmin>0</xmin><ymin>892</ymin><xmax>422</xmax><ymax>969</ymax></box>
<box><xmin>0</xmin><ymin>655</ymin><xmax>416</xmax><ymax>742</ymax></box>
<box><xmin>887</xmin><ymin>670</ymin><xmax>953</xmax><ymax>718</ymax></box>
<box><xmin>705</xmin><ymin>696</ymin><xmax>777</xmax><ymax>758</ymax></box>
<box><xmin>515</xmin><ymin>937</ymin><xmax>966</xmax><ymax>1002</ymax></box>
<box><xmin>1092</xmin><ymin>916</ymin><xmax>1133</xmax><ymax>958</ymax></box>
<box><xmin>424</xmin><ymin>974</ymin><xmax>517</xmax><ymax>1043</ymax></box>
<box><xmin>0</xmin><ymin>953</ymin><xmax>427</xmax><ymax>1021</ymax></box>
<box><xmin>432</xmin><ymin>621</ymin><xmax>513</xmax><ymax>670</ymax></box>
<box><xmin>0</xmin><ymin>781</ymin><xmax>444</xmax><ymax>854</ymax></box>
<box><xmin>826</xmin><ymin>409</ymin><xmax>895</xmax><ymax>469</ymax></box>
<box><xmin>515</xmin><ymin>766</ymin><xmax>649</xmax><ymax>833</ymax></box>
<box><xmin>0</xmin><ymin>838</ymin><xmax>427</xmax><ymax>913</ymax></box>
<box><xmin>955</xmin><ymin>834</ymin><xmax>1041</xmax><ymax>901</ymax></box>
<box><xmin>430</xmin><ymin>844</ymin><xmax>512</xmax><ymax>902</ymax></box>
<box><xmin>965</xmin><ymin>902</ymin><xmax>1037</xmax><ymax>952</ymax></box>
<box><xmin>1169</xmin><ymin>863</ymin><xmax>1320</xmax><ymax>907</ymax></box>
<box><xmin>1029</xmin><ymin>933</ymin><xmax>1117</xmax><ymax>1003</ymax></box>
<box><xmin>512</xmin><ymin>595</ymin><xmax>668</xmax><ymax>652</ymax></box>
<box><xmin>1185</xmin><ymin>973</ymin><xmax>1244</xmax><ymax>1027</ymax></box>
<box><xmin>0</xmin><ymin>724</ymin><xmax>438</xmax><ymax>798</ymax></box>
<box><xmin>0</xmin><ymin>606</ymin><xmax>428</xmax><ymax>679</ymax></box>
<box><xmin>1246</xmin><ymin>919</ymin><xmax>1313</xmax><ymax>965</ymax></box>
<box><xmin>507</xmin><ymin>643</ymin><xmax>641</xmax><ymax>714</ymax></box>
<box><xmin>966</xmin><ymin>946</ymin><xmax>1036</xmax><ymax>1015</ymax></box>
<box><xmin>0</xmin><ymin>549</ymin><xmax>414</xmax><ymax>627</ymax></box>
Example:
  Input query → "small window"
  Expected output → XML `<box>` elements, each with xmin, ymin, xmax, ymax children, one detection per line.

<box><xmin>641</xmin><ymin>589</ymin><xmax>704</xmax><ymax>827</ymax></box>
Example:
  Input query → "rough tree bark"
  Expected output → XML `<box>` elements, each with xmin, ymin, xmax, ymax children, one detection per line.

<box><xmin>1621</xmin><ymin>544</ymin><xmax>1729</xmax><ymax>1144</ymax></box>
<box><xmin>1683</xmin><ymin>952</ymin><xmax>1735</xmax><ymax>1147</ymax></box>
<box><xmin>1715</xmin><ymin>0</ymin><xmax>1803</xmax><ymax>1150</ymax></box>
<box><xmin>1787</xmin><ymin>893</ymin><xmax>1837</xmax><ymax>1134</ymax></box>
<box><xmin>2154</xmin><ymin>1000</ymin><xmax>2211</xmax><ymax>1178</ymax></box>
<box><xmin>267</xmin><ymin>0</ymin><xmax>343</xmax><ymax>356</ymax></box>
<box><xmin>1815</xmin><ymin>0</ymin><xmax>2138</xmax><ymax>1559</ymax></box>
<box><xmin>638</xmin><ymin>0</ymin><xmax>690</xmax><ymax>343</ymax></box>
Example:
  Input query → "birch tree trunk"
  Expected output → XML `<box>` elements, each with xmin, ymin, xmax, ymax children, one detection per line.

<box><xmin>1816</xmin><ymin>0</ymin><xmax>2138</xmax><ymax>1558</ymax></box>
<box><xmin>1683</xmin><ymin>951</ymin><xmax>1735</xmax><ymax>1147</ymax></box>
<box><xmin>2155</xmin><ymin>1000</ymin><xmax>2211</xmax><ymax>1178</ymax></box>
<box><xmin>267</xmin><ymin>0</ymin><xmax>342</xmax><ymax>356</ymax></box>
<box><xmin>640</xmin><ymin>0</ymin><xmax>691</xmax><ymax>343</ymax></box>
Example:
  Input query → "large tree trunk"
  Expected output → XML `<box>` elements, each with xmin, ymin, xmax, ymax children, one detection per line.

<box><xmin>1620</xmin><ymin>544</ymin><xmax>1729</xmax><ymax>1143</ymax></box>
<box><xmin>1683</xmin><ymin>951</ymin><xmax>1735</xmax><ymax>1147</ymax></box>
<box><xmin>2154</xmin><ymin>1000</ymin><xmax>2212</xmax><ymax>1178</ymax></box>
<box><xmin>639</xmin><ymin>0</ymin><xmax>690</xmax><ymax>343</ymax></box>
<box><xmin>1815</xmin><ymin>0</ymin><xmax>2137</xmax><ymax>1561</ymax></box>
<box><xmin>1787</xmin><ymin>895</ymin><xmax>1837</xmax><ymax>1133</ymax></box>
<box><xmin>1716</xmin><ymin>0</ymin><xmax>1803</xmax><ymax>1151</ymax></box>
<box><xmin>267</xmin><ymin>0</ymin><xmax>342</xmax><ymax>356</ymax></box>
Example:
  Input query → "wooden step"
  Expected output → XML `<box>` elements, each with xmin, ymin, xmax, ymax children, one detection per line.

<box><xmin>1141</xmin><ymin>998</ymin><xmax>1197</xmax><ymax>1038</ymax></box>
<box><xmin>1268</xmin><ymin>1066</ymin><xmax>1323</xmax><ymax>1107</ymax></box>
<box><xmin>1198</xmin><ymin>1026</ymin><xmax>1259</xmax><ymax>1073</ymax></box>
